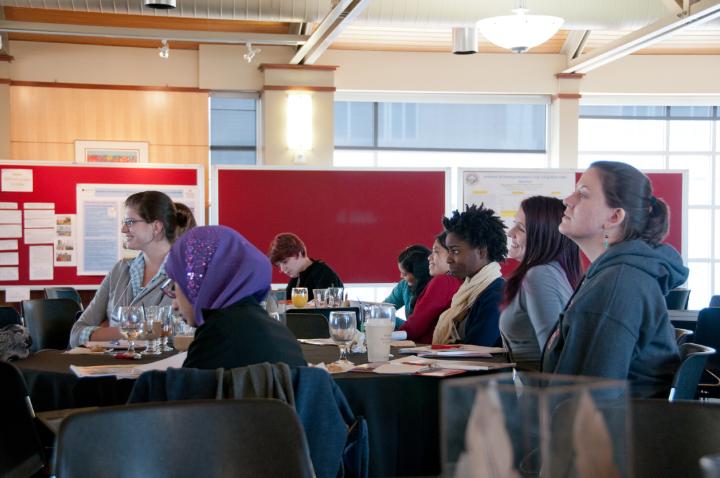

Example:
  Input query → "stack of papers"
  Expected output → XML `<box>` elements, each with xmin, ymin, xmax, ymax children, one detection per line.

<box><xmin>398</xmin><ymin>344</ymin><xmax>506</xmax><ymax>358</ymax></box>
<box><xmin>349</xmin><ymin>355</ymin><xmax>514</xmax><ymax>376</ymax></box>
<box><xmin>69</xmin><ymin>352</ymin><xmax>187</xmax><ymax>379</ymax></box>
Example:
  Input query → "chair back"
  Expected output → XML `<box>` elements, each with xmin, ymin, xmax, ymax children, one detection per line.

<box><xmin>632</xmin><ymin>399</ymin><xmax>720</xmax><ymax>478</ymax></box>
<box><xmin>44</xmin><ymin>287</ymin><xmax>83</xmax><ymax>309</ymax></box>
<box><xmin>0</xmin><ymin>306</ymin><xmax>22</xmax><ymax>328</ymax></box>
<box><xmin>22</xmin><ymin>298</ymin><xmax>82</xmax><ymax>352</ymax></box>
<box><xmin>54</xmin><ymin>400</ymin><xmax>314</xmax><ymax>478</ymax></box>
<box><xmin>695</xmin><ymin>307</ymin><xmax>720</xmax><ymax>370</ymax></box>
<box><xmin>286</xmin><ymin>312</ymin><xmax>330</xmax><ymax>339</ymax></box>
<box><xmin>0</xmin><ymin>361</ymin><xmax>45</xmax><ymax>478</ymax></box>
<box><xmin>669</xmin><ymin>342</ymin><xmax>716</xmax><ymax>401</ymax></box>
<box><xmin>666</xmin><ymin>288</ymin><xmax>691</xmax><ymax>310</ymax></box>
<box><xmin>675</xmin><ymin>327</ymin><xmax>694</xmax><ymax>346</ymax></box>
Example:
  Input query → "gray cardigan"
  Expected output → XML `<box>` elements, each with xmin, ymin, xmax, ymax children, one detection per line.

<box><xmin>69</xmin><ymin>259</ymin><xmax>172</xmax><ymax>348</ymax></box>
<box><xmin>499</xmin><ymin>262</ymin><xmax>572</xmax><ymax>371</ymax></box>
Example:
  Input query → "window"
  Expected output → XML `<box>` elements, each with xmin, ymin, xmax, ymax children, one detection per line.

<box><xmin>334</xmin><ymin>100</ymin><xmax>549</xmax><ymax>211</ymax></box>
<box><xmin>579</xmin><ymin>105</ymin><xmax>720</xmax><ymax>309</ymax></box>
<box><xmin>209</xmin><ymin>95</ymin><xmax>258</xmax><ymax>165</ymax></box>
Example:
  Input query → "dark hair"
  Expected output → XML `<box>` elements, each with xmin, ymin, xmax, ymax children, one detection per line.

<box><xmin>400</xmin><ymin>249</ymin><xmax>432</xmax><ymax>310</ymax></box>
<box><xmin>442</xmin><ymin>204</ymin><xmax>508</xmax><ymax>263</ymax></box>
<box><xmin>268</xmin><ymin>233</ymin><xmax>306</xmax><ymax>264</ymax></box>
<box><xmin>125</xmin><ymin>191</ymin><xmax>179</xmax><ymax>242</ymax></box>
<box><xmin>435</xmin><ymin>231</ymin><xmax>449</xmax><ymax>251</ymax></box>
<box><xmin>504</xmin><ymin>196</ymin><xmax>582</xmax><ymax>304</ymax></box>
<box><xmin>397</xmin><ymin>244</ymin><xmax>431</xmax><ymax>263</ymax></box>
<box><xmin>174</xmin><ymin>202</ymin><xmax>197</xmax><ymax>238</ymax></box>
<box><xmin>590</xmin><ymin>161</ymin><xmax>669</xmax><ymax>245</ymax></box>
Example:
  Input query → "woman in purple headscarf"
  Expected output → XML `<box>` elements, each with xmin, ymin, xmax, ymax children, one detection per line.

<box><xmin>164</xmin><ymin>225</ymin><xmax>307</xmax><ymax>369</ymax></box>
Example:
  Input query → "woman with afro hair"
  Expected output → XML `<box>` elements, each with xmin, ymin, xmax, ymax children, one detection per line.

<box><xmin>433</xmin><ymin>204</ymin><xmax>508</xmax><ymax>346</ymax></box>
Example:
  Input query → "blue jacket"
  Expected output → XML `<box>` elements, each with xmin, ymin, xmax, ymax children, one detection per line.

<box><xmin>463</xmin><ymin>277</ymin><xmax>504</xmax><ymax>347</ymax></box>
<box><xmin>542</xmin><ymin>240</ymin><xmax>689</xmax><ymax>398</ymax></box>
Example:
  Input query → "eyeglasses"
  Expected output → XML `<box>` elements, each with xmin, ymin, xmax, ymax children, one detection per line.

<box><xmin>160</xmin><ymin>278</ymin><xmax>176</xmax><ymax>299</ymax></box>
<box><xmin>122</xmin><ymin>218</ymin><xmax>148</xmax><ymax>227</ymax></box>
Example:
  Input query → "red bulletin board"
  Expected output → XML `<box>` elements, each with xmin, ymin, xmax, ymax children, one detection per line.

<box><xmin>213</xmin><ymin>167</ymin><xmax>449</xmax><ymax>283</ymax></box>
<box><xmin>0</xmin><ymin>161</ymin><xmax>202</xmax><ymax>287</ymax></box>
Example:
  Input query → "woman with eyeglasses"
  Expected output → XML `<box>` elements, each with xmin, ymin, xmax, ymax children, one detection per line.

<box><xmin>69</xmin><ymin>191</ymin><xmax>194</xmax><ymax>348</ymax></box>
<box><xmin>165</xmin><ymin>225</ymin><xmax>306</xmax><ymax>369</ymax></box>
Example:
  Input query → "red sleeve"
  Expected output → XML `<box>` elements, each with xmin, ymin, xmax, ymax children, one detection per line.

<box><xmin>400</xmin><ymin>275</ymin><xmax>462</xmax><ymax>343</ymax></box>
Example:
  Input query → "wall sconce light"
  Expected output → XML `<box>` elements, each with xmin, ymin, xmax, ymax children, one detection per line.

<box><xmin>287</xmin><ymin>93</ymin><xmax>313</xmax><ymax>156</ymax></box>
<box><xmin>158</xmin><ymin>39</ymin><xmax>170</xmax><ymax>59</ymax></box>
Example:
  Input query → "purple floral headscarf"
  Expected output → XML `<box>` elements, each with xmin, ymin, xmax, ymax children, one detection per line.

<box><xmin>165</xmin><ymin>225</ymin><xmax>271</xmax><ymax>326</ymax></box>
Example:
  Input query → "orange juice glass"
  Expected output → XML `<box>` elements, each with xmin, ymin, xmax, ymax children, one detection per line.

<box><xmin>291</xmin><ymin>287</ymin><xmax>308</xmax><ymax>308</ymax></box>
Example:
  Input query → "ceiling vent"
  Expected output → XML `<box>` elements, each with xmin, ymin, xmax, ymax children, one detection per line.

<box><xmin>452</xmin><ymin>27</ymin><xmax>478</xmax><ymax>54</ymax></box>
<box><xmin>144</xmin><ymin>0</ymin><xmax>176</xmax><ymax>9</ymax></box>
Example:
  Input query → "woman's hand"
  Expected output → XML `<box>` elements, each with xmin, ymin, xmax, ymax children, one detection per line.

<box><xmin>89</xmin><ymin>326</ymin><xmax>123</xmax><ymax>341</ymax></box>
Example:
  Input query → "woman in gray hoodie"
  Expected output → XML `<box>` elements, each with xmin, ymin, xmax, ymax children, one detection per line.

<box><xmin>542</xmin><ymin>161</ymin><xmax>689</xmax><ymax>398</ymax></box>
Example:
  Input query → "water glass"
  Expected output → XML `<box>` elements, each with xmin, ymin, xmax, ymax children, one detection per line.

<box><xmin>159</xmin><ymin>306</ymin><xmax>174</xmax><ymax>352</ymax></box>
<box><xmin>329</xmin><ymin>311</ymin><xmax>357</xmax><ymax>365</ymax></box>
<box><xmin>119</xmin><ymin>305</ymin><xmax>145</xmax><ymax>359</ymax></box>
<box><xmin>365</xmin><ymin>304</ymin><xmax>396</xmax><ymax>362</ymax></box>
<box><xmin>292</xmin><ymin>287</ymin><xmax>308</xmax><ymax>309</ymax></box>
<box><xmin>313</xmin><ymin>288</ymin><xmax>328</xmax><ymax>307</ymax></box>
<box><xmin>327</xmin><ymin>287</ymin><xmax>344</xmax><ymax>307</ymax></box>
<box><xmin>142</xmin><ymin>306</ymin><xmax>162</xmax><ymax>356</ymax></box>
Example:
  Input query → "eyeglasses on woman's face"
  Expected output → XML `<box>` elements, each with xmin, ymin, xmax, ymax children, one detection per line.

<box><xmin>160</xmin><ymin>278</ymin><xmax>176</xmax><ymax>298</ymax></box>
<box><xmin>122</xmin><ymin>217</ymin><xmax>150</xmax><ymax>228</ymax></box>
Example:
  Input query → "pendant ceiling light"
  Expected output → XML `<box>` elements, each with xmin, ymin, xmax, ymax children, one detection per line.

<box><xmin>476</xmin><ymin>1</ymin><xmax>563</xmax><ymax>53</ymax></box>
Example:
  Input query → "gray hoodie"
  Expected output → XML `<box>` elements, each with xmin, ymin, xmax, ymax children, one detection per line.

<box><xmin>542</xmin><ymin>239</ymin><xmax>689</xmax><ymax>398</ymax></box>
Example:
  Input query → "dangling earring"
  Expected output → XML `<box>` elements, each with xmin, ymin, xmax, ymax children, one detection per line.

<box><xmin>603</xmin><ymin>232</ymin><xmax>609</xmax><ymax>249</ymax></box>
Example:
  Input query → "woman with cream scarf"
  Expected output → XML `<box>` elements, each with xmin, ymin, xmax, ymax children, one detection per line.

<box><xmin>433</xmin><ymin>205</ymin><xmax>508</xmax><ymax>346</ymax></box>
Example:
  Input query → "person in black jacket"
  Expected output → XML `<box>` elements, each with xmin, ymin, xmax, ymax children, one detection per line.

<box><xmin>268</xmin><ymin>233</ymin><xmax>344</xmax><ymax>301</ymax></box>
<box><xmin>164</xmin><ymin>225</ymin><xmax>307</xmax><ymax>369</ymax></box>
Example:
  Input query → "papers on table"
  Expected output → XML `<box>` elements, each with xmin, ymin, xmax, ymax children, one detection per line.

<box><xmin>84</xmin><ymin>340</ymin><xmax>149</xmax><ymax>350</ymax></box>
<box><xmin>350</xmin><ymin>355</ymin><xmax>514</xmax><ymax>376</ymax></box>
<box><xmin>298</xmin><ymin>338</ymin><xmax>337</xmax><ymax>346</ymax></box>
<box><xmin>398</xmin><ymin>344</ymin><xmax>506</xmax><ymax>358</ymax></box>
<box><xmin>70</xmin><ymin>352</ymin><xmax>187</xmax><ymax>379</ymax></box>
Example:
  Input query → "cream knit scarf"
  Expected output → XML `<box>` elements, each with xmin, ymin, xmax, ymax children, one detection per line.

<box><xmin>432</xmin><ymin>262</ymin><xmax>502</xmax><ymax>344</ymax></box>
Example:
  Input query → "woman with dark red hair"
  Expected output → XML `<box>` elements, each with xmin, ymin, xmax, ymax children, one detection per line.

<box><xmin>268</xmin><ymin>233</ymin><xmax>343</xmax><ymax>301</ymax></box>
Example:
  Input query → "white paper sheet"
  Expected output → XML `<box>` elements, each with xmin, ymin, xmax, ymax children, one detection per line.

<box><xmin>0</xmin><ymin>202</ymin><xmax>18</xmax><ymax>209</ymax></box>
<box><xmin>29</xmin><ymin>245</ymin><xmax>53</xmax><ymax>280</ymax></box>
<box><xmin>0</xmin><ymin>239</ymin><xmax>17</xmax><ymax>251</ymax></box>
<box><xmin>69</xmin><ymin>352</ymin><xmax>188</xmax><ymax>379</ymax></box>
<box><xmin>24</xmin><ymin>203</ymin><xmax>55</xmax><ymax>210</ymax></box>
<box><xmin>24</xmin><ymin>228</ymin><xmax>54</xmax><ymax>244</ymax></box>
<box><xmin>0</xmin><ymin>210</ymin><xmax>21</xmax><ymax>224</ymax></box>
<box><xmin>0</xmin><ymin>251</ymin><xmax>19</xmax><ymax>265</ymax></box>
<box><xmin>5</xmin><ymin>287</ymin><xmax>30</xmax><ymax>302</ymax></box>
<box><xmin>0</xmin><ymin>225</ymin><xmax>21</xmax><ymax>238</ymax></box>
<box><xmin>0</xmin><ymin>266</ymin><xmax>19</xmax><ymax>281</ymax></box>
<box><xmin>24</xmin><ymin>209</ymin><xmax>54</xmax><ymax>220</ymax></box>
<box><xmin>1</xmin><ymin>169</ymin><xmax>33</xmax><ymax>192</ymax></box>
<box><xmin>25</xmin><ymin>217</ymin><xmax>55</xmax><ymax>228</ymax></box>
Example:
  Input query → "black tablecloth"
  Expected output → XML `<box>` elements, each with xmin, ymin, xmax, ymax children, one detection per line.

<box><xmin>15</xmin><ymin>345</ymin><xmax>511</xmax><ymax>477</ymax></box>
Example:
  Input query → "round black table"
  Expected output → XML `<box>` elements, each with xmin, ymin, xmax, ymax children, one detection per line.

<box><xmin>15</xmin><ymin>345</ymin><xmax>512</xmax><ymax>477</ymax></box>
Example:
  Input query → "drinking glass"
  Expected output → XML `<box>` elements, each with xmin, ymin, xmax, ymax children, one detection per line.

<box><xmin>329</xmin><ymin>311</ymin><xmax>357</xmax><ymax>365</ymax></box>
<box><xmin>327</xmin><ymin>287</ymin><xmax>344</xmax><ymax>307</ymax></box>
<box><xmin>142</xmin><ymin>306</ymin><xmax>162</xmax><ymax>356</ymax></box>
<box><xmin>159</xmin><ymin>306</ymin><xmax>174</xmax><ymax>352</ymax></box>
<box><xmin>365</xmin><ymin>304</ymin><xmax>396</xmax><ymax>362</ymax></box>
<box><xmin>292</xmin><ymin>287</ymin><xmax>308</xmax><ymax>309</ymax></box>
<box><xmin>119</xmin><ymin>305</ymin><xmax>145</xmax><ymax>359</ymax></box>
<box><xmin>313</xmin><ymin>288</ymin><xmax>328</xmax><ymax>307</ymax></box>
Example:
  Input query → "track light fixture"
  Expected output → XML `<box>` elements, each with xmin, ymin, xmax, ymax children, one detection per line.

<box><xmin>243</xmin><ymin>42</ymin><xmax>261</xmax><ymax>63</ymax></box>
<box><xmin>158</xmin><ymin>39</ymin><xmax>169</xmax><ymax>59</ymax></box>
